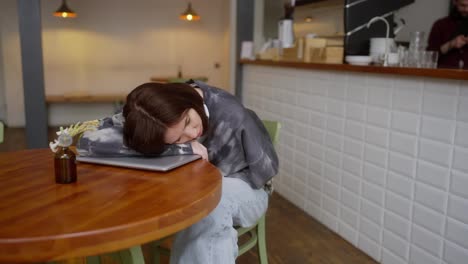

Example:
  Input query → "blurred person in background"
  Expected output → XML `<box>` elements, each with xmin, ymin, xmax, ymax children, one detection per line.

<box><xmin>428</xmin><ymin>0</ymin><xmax>468</xmax><ymax>69</ymax></box>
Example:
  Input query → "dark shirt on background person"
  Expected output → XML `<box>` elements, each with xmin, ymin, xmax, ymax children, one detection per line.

<box><xmin>427</xmin><ymin>0</ymin><xmax>468</xmax><ymax>69</ymax></box>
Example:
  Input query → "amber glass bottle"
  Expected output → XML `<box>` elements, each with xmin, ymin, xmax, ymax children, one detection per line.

<box><xmin>54</xmin><ymin>134</ymin><xmax>77</xmax><ymax>184</ymax></box>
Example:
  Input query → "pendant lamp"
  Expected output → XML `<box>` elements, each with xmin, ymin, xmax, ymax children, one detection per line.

<box><xmin>53</xmin><ymin>0</ymin><xmax>77</xmax><ymax>18</ymax></box>
<box><xmin>180</xmin><ymin>2</ymin><xmax>200</xmax><ymax>21</ymax></box>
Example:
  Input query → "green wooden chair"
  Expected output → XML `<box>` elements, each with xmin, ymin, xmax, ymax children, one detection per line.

<box><xmin>85</xmin><ymin>120</ymin><xmax>281</xmax><ymax>264</ymax></box>
<box><xmin>154</xmin><ymin>120</ymin><xmax>281</xmax><ymax>264</ymax></box>
<box><xmin>0</xmin><ymin>121</ymin><xmax>4</xmax><ymax>144</ymax></box>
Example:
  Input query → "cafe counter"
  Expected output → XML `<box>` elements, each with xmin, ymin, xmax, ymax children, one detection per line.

<box><xmin>239</xmin><ymin>58</ymin><xmax>468</xmax><ymax>263</ymax></box>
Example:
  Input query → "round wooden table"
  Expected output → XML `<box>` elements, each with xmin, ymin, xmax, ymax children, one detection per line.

<box><xmin>0</xmin><ymin>149</ymin><xmax>222</xmax><ymax>263</ymax></box>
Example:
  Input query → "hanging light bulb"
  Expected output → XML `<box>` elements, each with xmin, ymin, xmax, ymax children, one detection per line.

<box><xmin>180</xmin><ymin>2</ymin><xmax>200</xmax><ymax>21</ymax></box>
<box><xmin>53</xmin><ymin>0</ymin><xmax>77</xmax><ymax>18</ymax></box>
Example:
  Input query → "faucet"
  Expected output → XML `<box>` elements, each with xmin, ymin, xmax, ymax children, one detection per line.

<box><xmin>367</xmin><ymin>16</ymin><xmax>390</xmax><ymax>67</ymax></box>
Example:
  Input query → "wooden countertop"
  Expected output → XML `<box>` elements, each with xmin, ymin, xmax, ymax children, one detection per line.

<box><xmin>240</xmin><ymin>59</ymin><xmax>468</xmax><ymax>81</ymax></box>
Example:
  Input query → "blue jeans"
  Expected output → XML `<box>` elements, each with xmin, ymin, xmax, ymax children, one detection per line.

<box><xmin>170</xmin><ymin>177</ymin><xmax>269</xmax><ymax>264</ymax></box>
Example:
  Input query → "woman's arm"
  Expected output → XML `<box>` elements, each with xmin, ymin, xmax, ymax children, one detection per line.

<box><xmin>238</xmin><ymin>110</ymin><xmax>279</xmax><ymax>189</ymax></box>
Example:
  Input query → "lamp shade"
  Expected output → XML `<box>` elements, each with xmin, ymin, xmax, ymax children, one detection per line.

<box><xmin>180</xmin><ymin>2</ymin><xmax>200</xmax><ymax>21</ymax></box>
<box><xmin>53</xmin><ymin>0</ymin><xmax>77</xmax><ymax>18</ymax></box>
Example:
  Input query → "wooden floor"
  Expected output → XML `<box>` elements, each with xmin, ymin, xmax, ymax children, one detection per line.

<box><xmin>0</xmin><ymin>127</ymin><xmax>377</xmax><ymax>264</ymax></box>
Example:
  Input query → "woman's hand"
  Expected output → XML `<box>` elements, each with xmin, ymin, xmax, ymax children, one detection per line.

<box><xmin>191</xmin><ymin>141</ymin><xmax>208</xmax><ymax>160</ymax></box>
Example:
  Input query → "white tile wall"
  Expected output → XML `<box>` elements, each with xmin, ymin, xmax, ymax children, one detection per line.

<box><xmin>243</xmin><ymin>65</ymin><xmax>468</xmax><ymax>264</ymax></box>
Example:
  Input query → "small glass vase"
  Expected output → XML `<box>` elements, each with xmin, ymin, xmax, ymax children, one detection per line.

<box><xmin>54</xmin><ymin>134</ymin><xmax>77</xmax><ymax>184</ymax></box>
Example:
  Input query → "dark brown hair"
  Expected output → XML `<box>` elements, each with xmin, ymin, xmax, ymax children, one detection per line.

<box><xmin>123</xmin><ymin>82</ymin><xmax>208</xmax><ymax>155</ymax></box>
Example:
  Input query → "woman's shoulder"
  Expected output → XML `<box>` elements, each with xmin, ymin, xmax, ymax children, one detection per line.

<box><xmin>194</xmin><ymin>81</ymin><xmax>244</xmax><ymax>108</ymax></box>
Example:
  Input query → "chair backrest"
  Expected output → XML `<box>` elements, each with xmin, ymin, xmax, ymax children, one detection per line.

<box><xmin>0</xmin><ymin>121</ymin><xmax>4</xmax><ymax>144</ymax></box>
<box><xmin>261</xmin><ymin>120</ymin><xmax>281</xmax><ymax>146</ymax></box>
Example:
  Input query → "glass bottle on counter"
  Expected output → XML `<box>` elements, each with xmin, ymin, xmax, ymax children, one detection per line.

<box><xmin>54</xmin><ymin>133</ymin><xmax>77</xmax><ymax>184</ymax></box>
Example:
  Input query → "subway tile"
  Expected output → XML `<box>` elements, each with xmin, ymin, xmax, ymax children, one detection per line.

<box><xmin>294</xmin><ymin>167</ymin><xmax>308</xmax><ymax>186</ymax></box>
<box><xmin>422</xmin><ymin>92</ymin><xmax>457</xmax><ymax>119</ymax></box>
<box><xmin>344</xmin><ymin>138</ymin><xmax>364</xmax><ymax>159</ymax></box>
<box><xmin>321</xmin><ymin>210</ymin><xmax>338</xmax><ymax>232</ymax></box>
<box><xmin>409</xmin><ymin>245</ymin><xmax>440</xmax><ymax>264</ymax></box>
<box><xmin>445</xmin><ymin>218</ymin><xmax>468</xmax><ymax>249</ymax></box>
<box><xmin>341</xmin><ymin>206</ymin><xmax>359</xmax><ymax>228</ymax></box>
<box><xmin>419</xmin><ymin>139</ymin><xmax>452</xmax><ymax>167</ymax></box>
<box><xmin>411</xmin><ymin>224</ymin><xmax>443</xmax><ymax>258</ymax></box>
<box><xmin>390</xmin><ymin>132</ymin><xmax>418</xmax><ymax>157</ymax></box>
<box><xmin>307</xmin><ymin>186</ymin><xmax>322</xmax><ymax>207</ymax></box>
<box><xmin>323</xmin><ymin>179</ymin><xmax>340</xmax><ymax>201</ymax></box>
<box><xmin>309</xmin><ymin>126</ymin><xmax>325</xmax><ymax>144</ymax></box>
<box><xmin>327</xmin><ymin>83</ymin><xmax>346</xmax><ymax>99</ymax></box>
<box><xmin>359</xmin><ymin>234</ymin><xmax>382</xmax><ymax>262</ymax></box>
<box><xmin>347</xmin><ymin>83</ymin><xmax>368</xmax><ymax>104</ymax></box>
<box><xmin>295</xmin><ymin>108</ymin><xmax>309</xmax><ymax>123</ymax></box>
<box><xmin>393</xmin><ymin>86</ymin><xmax>422</xmax><ymax>113</ymax></box>
<box><xmin>327</xmin><ymin>116</ymin><xmax>345</xmax><ymax>134</ymax></box>
<box><xmin>322</xmin><ymin>194</ymin><xmax>339</xmax><ymax>216</ymax></box>
<box><xmin>366</xmin><ymin>126</ymin><xmax>389</xmax><ymax>148</ymax></box>
<box><xmin>452</xmin><ymin>147</ymin><xmax>468</xmax><ymax>173</ymax></box>
<box><xmin>365</xmin><ymin>144</ymin><xmax>387</xmax><ymax>168</ymax></box>
<box><xmin>362</xmin><ymin>182</ymin><xmax>384</xmax><ymax>206</ymax></box>
<box><xmin>384</xmin><ymin>211</ymin><xmax>410</xmax><ymax>240</ymax></box>
<box><xmin>342</xmin><ymin>171</ymin><xmax>361</xmax><ymax>194</ymax></box>
<box><xmin>385</xmin><ymin>191</ymin><xmax>412</xmax><ymax>219</ymax></box>
<box><xmin>342</xmin><ymin>155</ymin><xmax>362</xmax><ymax>177</ymax></box>
<box><xmin>308</xmin><ymin>141</ymin><xmax>324</xmax><ymax>161</ymax></box>
<box><xmin>293</xmin><ymin>178</ymin><xmax>308</xmax><ymax>197</ymax></box>
<box><xmin>421</xmin><ymin>116</ymin><xmax>455</xmax><ymax>144</ymax></box>
<box><xmin>391</xmin><ymin>111</ymin><xmax>420</xmax><ymax>135</ymax></box>
<box><xmin>345</xmin><ymin>120</ymin><xmax>365</xmax><ymax>140</ymax></box>
<box><xmin>308</xmin><ymin>171</ymin><xmax>322</xmax><ymax>191</ymax></box>
<box><xmin>416</xmin><ymin>160</ymin><xmax>449</xmax><ymax>191</ymax></box>
<box><xmin>455</xmin><ymin>121</ymin><xmax>468</xmax><ymax>148</ymax></box>
<box><xmin>450</xmin><ymin>170</ymin><xmax>468</xmax><ymax>199</ymax></box>
<box><xmin>414</xmin><ymin>182</ymin><xmax>447</xmax><ymax>213</ymax></box>
<box><xmin>444</xmin><ymin>240</ymin><xmax>468</xmax><ymax>264</ymax></box>
<box><xmin>326</xmin><ymin>98</ymin><xmax>345</xmax><ymax>117</ymax></box>
<box><xmin>309</xmin><ymin>111</ymin><xmax>325</xmax><ymax>128</ymax></box>
<box><xmin>341</xmin><ymin>188</ymin><xmax>360</xmax><ymax>211</ymax></box>
<box><xmin>412</xmin><ymin>204</ymin><xmax>444</xmax><ymax>235</ymax></box>
<box><xmin>295</xmin><ymin>152</ymin><xmax>309</xmax><ymax>171</ymax></box>
<box><xmin>305</xmin><ymin>201</ymin><xmax>322</xmax><ymax>221</ymax></box>
<box><xmin>326</xmin><ymin>132</ymin><xmax>342</xmax><ymax>151</ymax></box>
<box><xmin>381</xmin><ymin>249</ymin><xmax>406</xmax><ymax>264</ymax></box>
<box><xmin>339</xmin><ymin>222</ymin><xmax>358</xmax><ymax>245</ymax></box>
<box><xmin>458</xmin><ymin>96</ymin><xmax>468</xmax><ymax>123</ymax></box>
<box><xmin>367</xmin><ymin>107</ymin><xmax>391</xmax><ymax>128</ymax></box>
<box><xmin>361</xmin><ymin>199</ymin><xmax>383</xmax><ymax>225</ymax></box>
<box><xmin>368</xmin><ymin>86</ymin><xmax>392</xmax><ymax>108</ymax></box>
<box><xmin>424</xmin><ymin>79</ymin><xmax>459</xmax><ymax>96</ymax></box>
<box><xmin>311</xmin><ymin>95</ymin><xmax>328</xmax><ymax>112</ymax></box>
<box><xmin>360</xmin><ymin>217</ymin><xmax>382</xmax><ymax>243</ymax></box>
<box><xmin>325</xmin><ymin>148</ymin><xmax>341</xmax><ymax>168</ymax></box>
<box><xmin>387</xmin><ymin>172</ymin><xmax>413</xmax><ymax>199</ymax></box>
<box><xmin>388</xmin><ymin>152</ymin><xmax>416</xmax><ymax>178</ymax></box>
<box><xmin>346</xmin><ymin>102</ymin><xmax>366</xmax><ymax>122</ymax></box>
<box><xmin>448</xmin><ymin>195</ymin><xmax>468</xmax><ymax>225</ymax></box>
<box><xmin>295</xmin><ymin>137</ymin><xmax>308</xmax><ymax>155</ymax></box>
<box><xmin>382</xmin><ymin>230</ymin><xmax>409</xmax><ymax>260</ymax></box>
<box><xmin>324</xmin><ymin>164</ymin><xmax>340</xmax><ymax>184</ymax></box>
<box><xmin>309</xmin><ymin>156</ymin><xmax>322</xmax><ymax>176</ymax></box>
<box><xmin>363</xmin><ymin>163</ymin><xmax>386</xmax><ymax>186</ymax></box>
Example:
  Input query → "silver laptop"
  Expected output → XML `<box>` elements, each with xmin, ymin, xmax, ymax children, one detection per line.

<box><xmin>76</xmin><ymin>154</ymin><xmax>201</xmax><ymax>172</ymax></box>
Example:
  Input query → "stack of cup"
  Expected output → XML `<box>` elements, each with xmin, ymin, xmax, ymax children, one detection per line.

<box><xmin>407</xmin><ymin>31</ymin><xmax>427</xmax><ymax>68</ymax></box>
